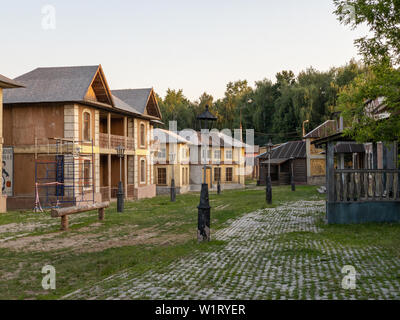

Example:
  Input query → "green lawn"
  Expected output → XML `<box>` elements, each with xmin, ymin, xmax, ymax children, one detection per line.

<box><xmin>0</xmin><ymin>185</ymin><xmax>398</xmax><ymax>300</ymax></box>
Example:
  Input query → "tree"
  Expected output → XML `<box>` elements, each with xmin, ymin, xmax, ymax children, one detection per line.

<box><xmin>334</xmin><ymin>0</ymin><xmax>400</xmax><ymax>65</ymax></box>
<box><xmin>334</xmin><ymin>0</ymin><xmax>400</xmax><ymax>143</ymax></box>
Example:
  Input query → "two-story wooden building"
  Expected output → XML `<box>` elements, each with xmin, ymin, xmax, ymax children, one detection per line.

<box><xmin>0</xmin><ymin>74</ymin><xmax>24</xmax><ymax>212</ymax></box>
<box><xmin>3</xmin><ymin>65</ymin><xmax>161</xmax><ymax>210</ymax></box>
<box><xmin>153</xmin><ymin>128</ymin><xmax>191</xmax><ymax>195</ymax></box>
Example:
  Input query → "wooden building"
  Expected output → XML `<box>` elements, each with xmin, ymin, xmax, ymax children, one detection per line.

<box><xmin>0</xmin><ymin>74</ymin><xmax>24</xmax><ymax>212</ymax></box>
<box><xmin>179</xmin><ymin>131</ymin><xmax>246</xmax><ymax>191</ymax></box>
<box><xmin>3</xmin><ymin>65</ymin><xmax>162</xmax><ymax>210</ymax></box>
<box><xmin>258</xmin><ymin>141</ymin><xmax>307</xmax><ymax>186</ymax></box>
<box><xmin>153</xmin><ymin>128</ymin><xmax>191</xmax><ymax>195</ymax></box>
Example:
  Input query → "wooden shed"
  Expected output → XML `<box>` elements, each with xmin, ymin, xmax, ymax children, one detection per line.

<box><xmin>258</xmin><ymin>141</ymin><xmax>307</xmax><ymax>186</ymax></box>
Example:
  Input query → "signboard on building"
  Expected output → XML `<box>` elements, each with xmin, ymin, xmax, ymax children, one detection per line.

<box><xmin>2</xmin><ymin>147</ymin><xmax>13</xmax><ymax>196</ymax></box>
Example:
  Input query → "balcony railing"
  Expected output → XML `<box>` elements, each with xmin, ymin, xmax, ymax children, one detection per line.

<box><xmin>334</xmin><ymin>169</ymin><xmax>400</xmax><ymax>202</ymax></box>
<box><xmin>99</xmin><ymin>133</ymin><xmax>135</xmax><ymax>150</ymax></box>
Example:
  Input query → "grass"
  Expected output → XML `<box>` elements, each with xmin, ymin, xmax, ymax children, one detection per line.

<box><xmin>1</xmin><ymin>185</ymin><xmax>399</xmax><ymax>300</ymax></box>
<box><xmin>0</xmin><ymin>185</ymin><xmax>322</xmax><ymax>300</ymax></box>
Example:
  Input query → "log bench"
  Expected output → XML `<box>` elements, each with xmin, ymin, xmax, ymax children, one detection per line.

<box><xmin>51</xmin><ymin>202</ymin><xmax>110</xmax><ymax>231</ymax></box>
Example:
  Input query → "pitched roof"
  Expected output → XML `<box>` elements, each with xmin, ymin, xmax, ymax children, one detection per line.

<box><xmin>154</xmin><ymin>128</ymin><xmax>191</xmax><ymax>144</ymax></box>
<box><xmin>0</xmin><ymin>74</ymin><xmax>24</xmax><ymax>89</ymax></box>
<box><xmin>304</xmin><ymin>120</ymin><xmax>338</xmax><ymax>139</ymax></box>
<box><xmin>3</xmin><ymin>65</ymin><xmax>104</xmax><ymax>104</ymax></box>
<box><xmin>259</xmin><ymin>141</ymin><xmax>306</xmax><ymax>160</ymax></box>
<box><xmin>112</xmin><ymin>88</ymin><xmax>153</xmax><ymax>115</ymax></box>
<box><xmin>111</xmin><ymin>94</ymin><xmax>141</xmax><ymax>115</ymax></box>
<box><xmin>335</xmin><ymin>142</ymin><xmax>365</xmax><ymax>154</ymax></box>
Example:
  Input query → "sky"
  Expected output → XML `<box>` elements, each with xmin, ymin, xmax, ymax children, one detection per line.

<box><xmin>0</xmin><ymin>0</ymin><xmax>368</xmax><ymax>101</ymax></box>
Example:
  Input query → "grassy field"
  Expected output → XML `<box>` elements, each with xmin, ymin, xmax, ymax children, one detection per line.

<box><xmin>0</xmin><ymin>185</ymin><xmax>399</xmax><ymax>300</ymax></box>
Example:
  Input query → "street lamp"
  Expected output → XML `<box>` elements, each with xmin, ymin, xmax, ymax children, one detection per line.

<box><xmin>116</xmin><ymin>144</ymin><xmax>125</xmax><ymax>213</ymax></box>
<box><xmin>170</xmin><ymin>152</ymin><xmax>176</xmax><ymax>202</ymax></box>
<box><xmin>265</xmin><ymin>139</ymin><xmax>274</xmax><ymax>204</ymax></box>
<box><xmin>196</xmin><ymin>105</ymin><xmax>217</xmax><ymax>242</ymax></box>
<box><xmin>217</xmin><ymin>163</ymin><xmax>221</xmax><ymax>195</ymax></box>
<box><xmin>290</xmin><ymin>156</ymin><xmax>296</xmax><ymax>192</ymax></box>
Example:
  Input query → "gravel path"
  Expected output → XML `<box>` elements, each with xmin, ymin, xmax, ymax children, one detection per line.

<box><xmin>63</xmin><ymin>200</ymin><xmax>400</xmax><ymax>300</ymax></box>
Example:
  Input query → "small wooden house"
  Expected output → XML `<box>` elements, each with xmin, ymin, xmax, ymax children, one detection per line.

<box><xmin>258</xmin><ymin>141</ymin><xmax>307</xmax><ymax>186</ymax></box>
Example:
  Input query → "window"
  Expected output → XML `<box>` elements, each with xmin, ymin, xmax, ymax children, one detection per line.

<box><xmin>225</xmin><ymin>150</ymin><xmax>233</xmax><ymax>160</ymax></box>
<box><xmin>83</xmin><ymin>112</ymin><xmax>91</xmax><ymax>141</ymax></box>
<box><xmin>159</xmin><ymin>147</ymin><xmax>166</xmax><ymax>159</ymax></box>
<box><xmin>181</xmin><ymin>148</ymin><xmax>186</xmax><ymax>160</ymax></box>
<box><xmin>214</xmin><ymin>167</ymin><xmax>221</xmax><ymax>182</ymax></box>
<box><xmin>182</xmin><ymin>168</ymin><xmax>185</xmax><ymax>185</ymax></box>
<box><xmin>140</xmin><ymin>123</ymin><xmax>146</xmax><ymax>147</ymax></box>
<box><xmin>214</xmin><ymin>149</ymin><xmax>221</xmax><ymax>160</ymax></box>
<box><xmin>225</xmin><ymin>167</ymin><xmax>233</xmax><ymax>182</ymax></box>
<box><xmin>186</xmin><ymin>168</ymin><xmax>189</xmax><ymax>184</ymax></box>
<box><xmin>83</xmin><ymin>160</ymin><xmax>91</xmax><ymax>188</ymax></box>
<box><xmin>140</xmin><ymin>159</ymin><xmax>146</xmax><ymax>184</ymax></box>
<box><xmin>157</xmin><ymin>168</ymin><xmax>166</xmax><ymax>185</ymax></box>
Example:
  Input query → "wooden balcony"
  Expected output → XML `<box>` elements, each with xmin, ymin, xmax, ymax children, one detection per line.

<box><xmin>334</xmin><ymin>169</ymin><xmax>400</xmax><ymax>202</ymax></box>
<box><xmin>99</xmin><ymin>133</ymin><xmax>135</xmax><ymax>151</ymax></box>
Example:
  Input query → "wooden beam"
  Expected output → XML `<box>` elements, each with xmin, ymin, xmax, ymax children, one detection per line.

<box><xmin>51</xmin><ymin>201</ymin><xmax>110</xmax><ymax>217</ymax></box>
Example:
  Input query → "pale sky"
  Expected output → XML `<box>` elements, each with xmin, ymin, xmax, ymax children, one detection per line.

<box><xmin>0</xmin><ymin>0</ymin><xmax>367</xmax><ymax>101</ymax></box>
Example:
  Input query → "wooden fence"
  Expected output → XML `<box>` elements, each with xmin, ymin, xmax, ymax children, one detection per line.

<box><xmin>334</xmin><ymin>169</ymin><xmax>400</xmax><ymax>202</ymax></box>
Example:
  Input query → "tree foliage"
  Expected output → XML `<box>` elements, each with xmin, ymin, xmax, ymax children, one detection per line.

<box><xmin>156</xmin><ymin>60</ymin><xmax>365</xmax><ymax>145</ymax></box>
<box><xmin>334</xmin><ymin>0</ymin><xmax>400</xmax><ymax>143</ymax></box>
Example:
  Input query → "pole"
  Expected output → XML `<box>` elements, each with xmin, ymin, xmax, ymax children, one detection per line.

<box><xmin>170</xmin><ymin>155</ymin><xmax>176</xmax><ymax>202</ymax></box>
<box><xmin>117</xmin><ymin>155</ymin><xmax>124</xmax><ymax>212</ymax></box>
<box><xmin>198</xmin><ymin>119</ymin><xmax>210</xmax><ymax>242</ymax></box>
<box><xmin>291</xmin><ymin>158</ymin><xmax>296</xmax><ymax>192</ymax></box>
<box><xmin>266</xmin><ymin>151</ymin><xmax>272</xmax><ymax>204</ymax></box>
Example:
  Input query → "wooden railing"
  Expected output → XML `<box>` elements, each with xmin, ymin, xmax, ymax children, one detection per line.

<box><xmin>99</xmin><ymin>133</ymin><xmax>109</xmax><ymax>149</ymax></box>
<box><xmin>99</xmin><ymin>133</ymin><xmax>135</xmax><ymax>150</ymax></box>
<box><xmin>334</xmin><ymin>169</ymin><xmax>400</xmax><ymax>202</ymax></box>
<box><xmin>110</xmin><ymin>134</ymin><xmax>126</xmax><ymax>149</ymax></box>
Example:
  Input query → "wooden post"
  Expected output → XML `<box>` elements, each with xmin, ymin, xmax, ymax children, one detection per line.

<box><xmin>108</xmin><ymin>153</ymin><xmax>112</xmax><ymax>200</ymax></box>
<box><xmin>98</xmin><ymin>208</ymin><xmax>105</xmax><ymax>221</ymax></box>
<box><xmin>61</xmin><ymin>215</ymin><xmax>69</xmax><ymax>231</ymax></box>
<box><xmin>326</xmin><ymin>141</ymin><xmax>335</xmax><ymax>203</ymax></box>
<box><xmin>372</xmin><ymin>142</ymin><xmax>378</xmax><ymax>169</ymax></box>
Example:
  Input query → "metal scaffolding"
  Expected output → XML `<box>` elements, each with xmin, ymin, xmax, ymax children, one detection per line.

<box><xmin>34</xmin><ymin>138</ymin><xmax>95</xmax><ymax>211</ymax></box>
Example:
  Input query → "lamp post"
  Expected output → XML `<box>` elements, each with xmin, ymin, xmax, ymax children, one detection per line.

<box><xmin>170</xmin><ymin>152</ymin><xmax>176</xmax><ymax>202</ymax></box>
<box><xmin>265</xmin><ymin>139</ymin><xmax>274</xmax><ymax>204</ymax></box>
<box><xmin>197</xmin><ymin>105</ymin><xmax>217</xmax><ymax>242</ymax></box>
<box><xmin>217</xmin><ymin>164</ymin><xmax>221</xmax><ymax>195</ymax></box>
<box><xmin>290</xmin><ymin>156</ymin><xmax>296</xmax><ymax>192</ymax></box>
<box><xmin>116</xmin><ymin>144</ymin><xmax>125</xmax><ymax>213</ymax></box>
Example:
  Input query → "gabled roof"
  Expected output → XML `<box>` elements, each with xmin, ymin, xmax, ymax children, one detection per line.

<box><xmin>112</xmin><ymin>88</ymin><xmax>161</xmax><ymax>119</ymax></box>
<box><xmin>304</xmin><ymin>120</ymin><xmax>338</xmax><ymax>139</ymax></box>
<box><xmin>111</xmin><ymin>94</ymin><xmax>141</xmax><ymax>115</ymax></box>
<box><xmin>259</xmin><ymin>141</ymin><xmax>306</xmax><ymax>160</ymax></box>
<box><xmin>0</xmin><ymin>74</ymin><xmax>24</xmax><ymax>89</ymax></box>
<box><xmin>154</xmin><ymin>128</ymin><xmax>191</xmax><ymax>144</ymax></box>
<box><xmin>3</xmin><ymin>65</ymin><xmax>114</xmax><ymax>106</ymax></box>
<box><xmin>188</xmin><ymin>131</ymin><xmax>249</xmax><ymax>148</ymax></box>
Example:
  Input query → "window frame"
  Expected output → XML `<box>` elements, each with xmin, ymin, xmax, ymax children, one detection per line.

<box><xmin>82</xmin><ymin>111</ymin><xmax>91</xmax><ymax>142</ymax></box>
<box><xmin>157</xmin><ymin>167</ymin><xmax>167</xmax><ymax>185</ymax></box>
<box><xmin>140</xmin><ymin>123</ymin><xmax>146</xmax><ymax>148</ymax></box>
<box><xmin>140</xmin><ymin>158</ymin><xmax>146</xmax><ymax>184</ymax></box>
<box><xmin>225</xmin><ymin>167</ymin><xmax>233</xmax><ymax>182</ymax></box>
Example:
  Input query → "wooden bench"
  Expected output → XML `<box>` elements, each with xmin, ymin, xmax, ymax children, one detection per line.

<box><xmin>51</xmin><ymin>202</ymin><xmax>110</xmax><ymax>231</ymax></box>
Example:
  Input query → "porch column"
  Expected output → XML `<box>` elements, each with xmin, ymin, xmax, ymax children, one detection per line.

<box><xmin>124</xmin><ymin>154</ymin><xmax>128</xmax><ymax>199</ymax></box>
<box><xmin>326</xmin><ymin>141</ymin><xmax>335</xmax><ymax>203</ymax></box>
<box><xmin>124</xmin><ymin>116</ymin><xmax>128</xmax><ymax>148</ymax></box>
<box><xmin>107</xmin><ymin>112</ymin><xmax>111</xmax><ymax>149</ymax></box>
<box><xmin>107</xmin><ymin>153</ymin><xmax>111</xmax><ymax>199</ymax></box>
